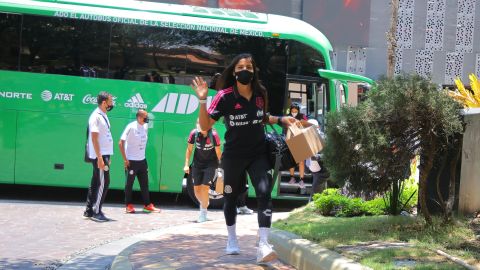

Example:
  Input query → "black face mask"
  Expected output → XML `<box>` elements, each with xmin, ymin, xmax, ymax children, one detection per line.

<box><xmin>235</xmin><ymin>70</ymin><xmax>254</xmax><ymax>85</ymax></box>
<box><xmin>106</xmin><ymin>104</ymin><xmax>114</xmax><ymax>112</ymax></box>
<box><xmin>144</xmin><ymin>117</ymin><xmax>150</xmax><ymax>123</ymax></box>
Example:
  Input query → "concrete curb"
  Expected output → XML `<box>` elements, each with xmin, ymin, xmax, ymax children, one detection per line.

<box><xmin>110</xmin><ymin>243</ymin><xmax>137</xmax><ymax>270</ymax></box>
<box><xmin>269</xmin><ymin>229</ymin><xmax>372</xmax><ymax>270</ymax></box>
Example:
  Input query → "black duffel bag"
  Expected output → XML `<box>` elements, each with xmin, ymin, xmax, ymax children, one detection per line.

<box><xmin>265</xmin><ymin>123</ymin><xmax>297</xmax><ymax>180</ymax></box>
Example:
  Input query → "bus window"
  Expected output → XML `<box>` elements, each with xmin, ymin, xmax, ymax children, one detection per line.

<box><xmin>20</xmin><ymin>15</ymin><xmax>110</xmax><ymax>77</ymax></box>
<box><xmin>0</xmin><ymin>13</ymin><xmax>20</xmax><ymax>71</ymax></box>
<box><xmin>287</xmin><ymin>40</ymin><xmax>326</xmax><ymax>77</ymax></box>
<box><xmin>109</xmin><ymin>25</ymin><xmax>188</xmax><ymax>84</ymax></box>
<box><xmin>182</xmin><ymin>31</ymin><xmax>287</xmax><ymax>115</ymax></box>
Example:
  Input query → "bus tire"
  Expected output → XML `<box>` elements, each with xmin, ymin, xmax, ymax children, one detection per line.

<box><xmin>185</xmin><ymin>168</ymin><xmax>224</xmax><ymax>209</ymax></box>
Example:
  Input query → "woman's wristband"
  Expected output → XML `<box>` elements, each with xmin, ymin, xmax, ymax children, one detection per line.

<box><xmin>277</xmin><ymin>116</ymin><xmax>283</xmax><ymax>127</ymax></box>
<box><xmin>199</xmin><ymin>99</ymin><xmax>207</xmax><ymax>104</ymax></box>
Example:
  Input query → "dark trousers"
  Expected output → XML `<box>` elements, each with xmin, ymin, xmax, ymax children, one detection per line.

<box><xmin>125</xmin><ymin>159</ymin><xmax>151</xmax><ymax>206</ymax></box>
<box><xmin>85</xmin><ymin>155</ymin><xmax>110</xmax><ymax>215</ymax></box>
<box><xmin>236</xmin><ymin>181</ymin><xmax>249</xmax><ymax>207</ymax></box>
<box><xmin>222</xmin><ymin>154</ymin><xmax>273</xmax><ymax>227</ymax></box>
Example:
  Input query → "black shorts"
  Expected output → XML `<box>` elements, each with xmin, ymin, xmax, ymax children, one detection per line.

<box><xmin>191</xmin><ymin>166</ymin><xmax>216</xmax><ymax>186</ymax></box>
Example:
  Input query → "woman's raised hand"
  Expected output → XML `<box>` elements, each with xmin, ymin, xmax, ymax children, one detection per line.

<box><xmin>191</xmin><ymin>76</ymin><xmax>208</xmax><ymax>100</ymax></box>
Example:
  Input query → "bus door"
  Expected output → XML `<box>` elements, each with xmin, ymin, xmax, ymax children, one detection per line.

<box><xmin>276</xmin><ymin>75</ymin><xmax>326</xmax><ymax>199</ymax></box>
<box><xmin>285</xmin><ymin>75</ymin><xmax>327</xmax><ymax>132</ymax></box>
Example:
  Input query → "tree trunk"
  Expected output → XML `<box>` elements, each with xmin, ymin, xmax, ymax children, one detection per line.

<box><xmin>435</xmin><ymin>153</ymin><xmax>448</xmax><ymax>212</ymax></box>
<box><xmin>419</xmin><ymin>143</ymin><xmax>435</xmax><ymax>225</ymax></box>
<box><xmin>386</xmin><ymin>0</ymin><xmax>399</xmax><ymax>78</ymax></box>
<box><xmin>444</xmin><ymin>138</ymin><xmax>462</xmax><ymax>223</ymax></box>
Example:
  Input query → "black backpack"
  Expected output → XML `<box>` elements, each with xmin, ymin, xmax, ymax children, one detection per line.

<box><xmin>265</xmin><ymin>123</ymin><xmax>297</xmax><ymax>180</ymax></box>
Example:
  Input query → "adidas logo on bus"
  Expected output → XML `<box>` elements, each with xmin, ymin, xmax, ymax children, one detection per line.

<box><xmin>125</xmin><ymin>93</ymin><xmax>147</xmax><ymax>109</ymax></box>
<box><xmin>152</xmin><ymin>93</ymin><xmax>212</xmax><ymax>114</ymax></box>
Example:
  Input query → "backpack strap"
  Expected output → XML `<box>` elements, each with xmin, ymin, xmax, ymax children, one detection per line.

<box><xmin>195</xmin><ymin>129</ymin><xmax>217</xmax><ymax>147</ymax></box>
<box><xmin>194</xmin><ymin>129</ymin><xmax>199</xmax><ymax>145</ymax></box>
<box><xmin>266</xmin><ymin>123</ymin><xmax>282</xmax><ymax>182</ymax></box>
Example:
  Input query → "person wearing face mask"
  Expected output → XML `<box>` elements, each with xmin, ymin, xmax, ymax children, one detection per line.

<box><xmin>286</xmin><ymin>103</ymin><xmax>310</xmax><ymax>189</ymax></box>
<box><xmin>210</xmin><ymin>73</ymin><xmax>254</xmax><ymax>216</ymax></box>
<box><xmin>119</xmin><ymin>109</ymin><xmax>161</xmax><ymax>214</ymax></box>
<box><xmin>191</xmin><ymin>53</ymin><xmax>297</xmax><ymax>264</ymax></box>
<box><xmin>183</xmin><ymin>119</ymin><xmax>222</xmax><ymax>223</ymax></box>
<box><xmin>83</xmin><ymin>91</ymin><xmax>114</xmax><ymax>222</ymax></box>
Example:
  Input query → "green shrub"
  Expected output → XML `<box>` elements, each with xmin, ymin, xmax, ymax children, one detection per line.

<box><xmin>340</xmin><ymin>198</ymin><xmax>365</xmax><ymax>217</ymax></box>
<box><xmin>313</xmin><ymin>188</ymin><xmax>388</xmax><ymax>217</ymax></box>
<box><xmin>383</xmin><ymin>178</ymin><xmax>418</xmax><ymax>213</ymax></box>
<box><xmin>363</xmin><ymin>197</ymin><xmax>387</xmax><ymax>215</ymax></box>
<box><xmin>400</xmin><ymin>179</ymin><xmax>418</xmax><ymax>211</ymax></box>
<box><xmin>313</xmin><ymin>189</ymin><xmax>347</xmax><ymax>216</ymax></box>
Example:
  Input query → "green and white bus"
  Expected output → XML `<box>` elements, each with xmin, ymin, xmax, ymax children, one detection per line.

<box><xmin>0</xmin><ymin>0</ymin><xmax>372</xmax><ymax>204</ymax></box>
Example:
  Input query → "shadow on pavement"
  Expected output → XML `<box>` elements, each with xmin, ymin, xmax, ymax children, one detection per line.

<box><xmin>127</xmin><ymin>233</ymin><xmax>294</xmax><ymax>270</ymax></box>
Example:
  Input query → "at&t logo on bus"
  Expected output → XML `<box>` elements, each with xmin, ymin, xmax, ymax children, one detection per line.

<box><xmin>82</xmin><ymin>94</ymin><xmax>117</xmax><ymax>105</ymax></box>
<box><xmin>41</xmin><ymin>90</ymin><xmax>74</xmax><ymax>102</ymax></box>
<box><xmin>152</xmin><ymin>93</ymin><xmax>212</xmax><ymax>114</ymax></box>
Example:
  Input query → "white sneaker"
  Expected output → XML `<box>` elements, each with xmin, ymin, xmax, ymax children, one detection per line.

<box><xmin>256</xmin><ymin>241</ymin><xmax>277</xmax><ymax>264</ymax></box>
<box><xmin>237</xmin><ymin>206</ymin><xmax>254</xmax><ymax>215</ymax></box>
<box><xmin>197</xmin><ymin>211</ymin><xmax>207</xmax><ymax>223</ymax></box>
<box><xmin>226</xmin><ymin>238</ymin><xmax>240</xmax><ymax>255</ymax></box>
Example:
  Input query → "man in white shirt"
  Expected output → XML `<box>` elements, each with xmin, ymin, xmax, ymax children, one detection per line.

<box><xmin>119</xmin><ymin>109</ymin><xmax>160</xmax><ymax>214</ymax></box>
<box><xmin>84</xmin><ymin>91</ymin><xmax>114</xmax><ymax>222</ymax></box>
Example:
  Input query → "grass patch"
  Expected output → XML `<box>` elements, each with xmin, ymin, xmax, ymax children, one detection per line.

<box><xmin>273</xmin><ymin>204</ymin><xmax>479</xmax><ymax>268</ymax></box>
<box><xmin>361</xmin><ymin>248</ymin><xmax>464</xmax><ymax>270</ymax></box>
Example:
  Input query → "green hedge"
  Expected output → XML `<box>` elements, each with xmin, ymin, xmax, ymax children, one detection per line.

<box><xmin>312</xmin><ymin>188</ymin><xmax>418</xmax><ymax>217</ymax></box>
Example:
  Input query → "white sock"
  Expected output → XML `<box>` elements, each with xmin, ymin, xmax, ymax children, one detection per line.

<box><xmin>227</xmin><ymin>224</ymin><xmax>237</xmax><ymax>241</ymax></box>
<box><xmin>258</xmin><ymin>227</ymin><xmax>270</xmax><ymax>244</ymax></box>
<box><xmin>200</xmin><ymin>208</ymin><xmax>207</xmax><ymax>214</ymax></box>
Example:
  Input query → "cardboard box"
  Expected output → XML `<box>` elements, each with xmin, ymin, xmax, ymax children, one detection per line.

<box><xmin>286</xmin><ymin>124</ymin><xmax>324</xmax><ymax>163</ymax></box>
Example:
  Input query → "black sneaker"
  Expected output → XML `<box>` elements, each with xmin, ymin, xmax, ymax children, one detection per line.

<box><xmin>91</xmin><ymin>212</ymin><xmax>109</xmax><ymax>222</ymax></box>
<box><xmin>83</xmin><ymin>210</ymin><xmax>93</xmax><ymax>219</ymax></box>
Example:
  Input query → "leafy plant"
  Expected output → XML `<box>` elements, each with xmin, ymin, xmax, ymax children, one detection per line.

<box><xmin>324</xmin><ymin>74</ymin><xmax>464</xmax><ymax>224</ymax></box>
<box><xmin>313</xmin><ymin>189</ymin><xmax>386</xmax><ymax>217</ymax></box>
<box><xmin>363</xmin><ymin>197</ymin><xmax>386</xmax><ymax>215</ymax></box>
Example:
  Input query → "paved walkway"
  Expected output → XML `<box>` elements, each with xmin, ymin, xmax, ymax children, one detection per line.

<box><xmin>0</xmin><ymin>200</ymin><xmax>224</xmax><ymax>270</ymax></box>
<box><xmin>111</xmin><ymin>214</ymin><xmax>295</xmax><ymax>270</ymax></box>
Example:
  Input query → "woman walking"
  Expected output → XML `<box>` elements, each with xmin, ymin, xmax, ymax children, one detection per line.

<box><xmin>191</xmin><ymin>53</ymin><xmax>296</xmax><ymax>264</ymax></box>
<box><xmin>183</xmin><ymin>120</ymin><xmax>221</xmax><ymax>223</ymax></box>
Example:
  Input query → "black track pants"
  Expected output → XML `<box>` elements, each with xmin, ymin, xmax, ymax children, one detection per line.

<box><xmin>124</xmin><ymin>159</ymin><xmax>151</xmax><ymax>206</ymax></box>
<box><xmin>85</xmin><ymin>155</ymin><xmax>110</xmax><ymax>215</ymax></box>
<box><xmin>222</xmin><ymin>154</ymin><xmax>273</xmax><ymax>227</ymax></box>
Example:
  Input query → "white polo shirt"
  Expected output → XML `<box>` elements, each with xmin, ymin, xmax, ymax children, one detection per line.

<box><xmin>88</xmin><ymin>107</ymin><xmax>114</xmax><ymax>159</ymax></box>
<box><xmin>120</xmin><ymin>121</ymin><xmax>148</xmax><ymax>161</ymax></box>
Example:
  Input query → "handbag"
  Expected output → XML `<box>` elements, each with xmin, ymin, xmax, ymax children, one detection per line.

<box><xmin>265</xmin><ymin>123</ymin><xmax>297</xmax><ymax>181</ymax></box>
